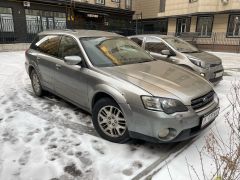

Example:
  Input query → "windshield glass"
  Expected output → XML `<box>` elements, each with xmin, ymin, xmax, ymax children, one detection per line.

<box><xmin>162</xmin><ymin>37</ymin><xmax>199</xmax><ymax>53</ymax></box>
<box><xmin>81</xmin><ymin>37</ymin><xmax>154</xmax><ymax>67</ymax></box>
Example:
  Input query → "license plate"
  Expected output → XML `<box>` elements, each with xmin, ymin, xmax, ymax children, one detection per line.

<box><xmin>201</xmin><ymin>108</ymin><xmax>219</xmax><ymax>128</ymax></box>
<box><xmin>215</xmin><ymin>71</ymin><xmax>223</xmax><ymax>78</ymax></box>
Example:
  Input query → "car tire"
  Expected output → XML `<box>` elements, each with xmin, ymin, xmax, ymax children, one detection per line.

<box><xmin>30</xmin><ymin>69</ymin><xmax>44</xmax><ymax>97</ymax></box>
<box><xmin>92</xmin><ymin>98</ymin><xmax>130</xmax><ymax>143</ymax></box>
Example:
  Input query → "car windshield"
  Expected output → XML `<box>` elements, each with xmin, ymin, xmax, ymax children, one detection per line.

<box><xmin>162</xmin><ymin>37</ymin><xmax>199</xmax><ymax>53</ymax></box>
<box><xmin>81</xmin><ymin>37</ymin><xmax>155</xmax><ymax>67</ymax></box>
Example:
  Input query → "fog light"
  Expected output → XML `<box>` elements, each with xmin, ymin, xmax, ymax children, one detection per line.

<box><xmin>158</xmin><ymin>128</ymin><xmax>170</xmax><ymax>138</ymax></box>
<box><xmin>200</xmin><ymin>73</ymin><xmax>205</xmax><ymax>77</ymax></box>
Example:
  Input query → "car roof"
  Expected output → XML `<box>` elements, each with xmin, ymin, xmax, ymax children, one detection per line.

<box><xmin>39</xmin><ymin>29</ymin><xmax>122</xmax><ymax>38</ymax></box>
<box><xmin>129</xmin><ymin>34</ymin><xmax>174</xmax><ymax>39</ymax></box>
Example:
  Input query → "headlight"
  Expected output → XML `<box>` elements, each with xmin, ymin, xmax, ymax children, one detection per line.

<box><xmin>188</xmin><ymin>57</ymin><xmax>203</xmax><ymax>68</ymax></box>
<box><xmin>141</xmin><ymin>96</ymin><xmax>188</xmax><ymax>114</ymax></box>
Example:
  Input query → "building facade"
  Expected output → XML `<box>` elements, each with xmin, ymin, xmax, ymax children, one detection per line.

<box><xmin>133</xmin><ymin>0</ymin><xmax>240</xmax><ymax>51</ymax></box>
<box><xmin>0</xmin><ymin>0</ymin><xmax>134</xmax><ymax>43</ymax></box>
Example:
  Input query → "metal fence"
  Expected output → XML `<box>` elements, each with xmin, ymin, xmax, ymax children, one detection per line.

<box><xmin>177</xmin><ymin>32</ymin><xmax>240</xmax><ymax>53</ymax></box>
<box><xmin>0</xmin><ymin>19</ymin><xmax>135</xmax><ymax>44</ymax></box>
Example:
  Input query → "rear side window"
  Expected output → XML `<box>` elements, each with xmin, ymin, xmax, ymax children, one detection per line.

<box><xmin>30</xmin><ymin>35</ymin><xmax>61</xmax><ymax>57</ymax></box>
<box><xmin>145</xmin><ymin>37</ymin><xmax>170</xmax><ymax>53</ymax></box>
<box><xmin>130</xmin><ymin>37</ymin><xmax>143</xmax><ymax>47</ymax></box>
<box><xmin>58</xmin><ymin>36</ymin><xmax>83</xmax><ymax>59</ymax></box>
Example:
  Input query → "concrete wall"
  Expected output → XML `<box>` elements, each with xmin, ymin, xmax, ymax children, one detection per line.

<box><xmin>0</xmin><ymin>43</ymin><xmax>30</xmax><ymax>52</ymax></box>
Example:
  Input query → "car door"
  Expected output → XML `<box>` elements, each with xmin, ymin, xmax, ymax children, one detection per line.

<box><xmin>54</xmin><ymin>35</ymin><xmax>89</xmax><ymax>108</ymax></box>
<box><xmin>34</xmin><ymin>35</ymin><xmax>61</xmax><ymax>90</ymax></box>
<box><xmin>144</xmin><ymin>37</ymin><xmax>177</xmax><ymax>64</ymax></box>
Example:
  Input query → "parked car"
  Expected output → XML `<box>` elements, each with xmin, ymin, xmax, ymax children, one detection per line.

<box><xmin>25</xmin><ymin>30</ymin><xmax>219</xmax><ymax>143</ymax></box>
<box><xmin>128</xmin><ymin>35</ymin><xmax>224</xmax><ymax>84</ymax></box>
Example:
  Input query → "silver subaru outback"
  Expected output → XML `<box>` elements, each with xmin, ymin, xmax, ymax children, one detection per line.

<box><xmin>128</xmin><ymin>35</ymin><xmax>224</xmax><ymax>85</ymax></box>
<box><xmin>25</xmin><ymin>30</ymin><xmax>220</xmax><ymax>143</ymax></box>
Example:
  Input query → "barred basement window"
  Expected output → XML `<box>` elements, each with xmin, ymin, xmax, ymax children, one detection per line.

<box><xmin>196</xmin><ymin>16</ymin><xmax>213</xmax><ymax>37</ymax></box>
<box><xmin>176</xmin><ymin>17</ymin><xmax>191</xmax><ymax>36</ymax></box>
<box><xmin>227</xmin><ymin>14</ymin><xmax>240</xmax><ymax>37</ymax></box>
<box><xmin>0</xmin><ymin>7</ymin><xmax>14</xmax><ymax>32</ymax></box>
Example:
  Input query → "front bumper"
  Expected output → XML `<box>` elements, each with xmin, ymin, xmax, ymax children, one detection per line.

<box><xmin>196</xmin><ymin>64</ymin><xmax>224</xmax><ymax>84</ymax></box>
<box><xmin>124</xmin><ymin>95</ymin><xmax>219</xmax><ymax>143</ymax></box>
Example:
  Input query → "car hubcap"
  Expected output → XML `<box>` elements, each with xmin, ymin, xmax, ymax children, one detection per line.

<box><xmin>98</xmin><ymin>105</ymin><xmax>126</xmax><ymax>138</ymax></box>
<box><xmin>32</xmin><ymin>73</ymin><xmax>40</xmax><ymax>93</ymax></box>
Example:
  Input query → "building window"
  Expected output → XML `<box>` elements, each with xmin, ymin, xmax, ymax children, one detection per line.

<box><xmin>189</xmin><ymin>0</ymin><xmax>198</xmax><ymax>2</ymax></box>
<box><xmin>112</xmin><ymin>0</ymin><xmax>120</xmax><ymax>2</ymax></box>
<box><xmin>96</xmin><ymin>0</ymin><xmax>105</xmax><ymax>5</ymax></box>
<box><xmin>160</xmin><ymin>0</ymin><xmax>166</xmax><ymax>12</ymax></box>
<box><xmin>125</xmin><ymin>0</ymin><xmax>132</xmax><ymax>10</ymax></box>
<box><xmin>196</xmin><ymin>16</ymin><xmax>213</xmax><ymax>37</ymax></box>
<box><xmin>227</xmin><ymin>14</ymin><xmax>240</xmax><ymax>37</ymax></box>
<box><xmin>0</xmin><ymin>7</ymin><xmax>14</xmax><ymax>32</ymax></box>
<box><xmin>142</xmin><ymin>19</ymin><xmax>168</xmax><ymax>34</ymax></box>
<box><xmin>25</xmin><ymin>9</ymin><xmax>66</xmax><ymax>34</ymax></box>
<box><xmin>176</xmin><ymin>17</ymin><xmax>191</xmax><ymax>36</ymax></box>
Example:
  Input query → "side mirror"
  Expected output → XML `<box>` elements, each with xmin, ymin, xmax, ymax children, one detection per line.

<box><xmin>64</xmin><ymin>56</ymin><xmax>82</xmax><ymax>65</ymax></box>
<box><xmin>161</xmin><ymin>50</ymin><xmax>172</xmax><ymax>57</ymax></box>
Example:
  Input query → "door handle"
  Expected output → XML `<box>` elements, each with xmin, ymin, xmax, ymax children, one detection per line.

<box><xmin>56</xmin><ymin>64</ymin><xmax>62</xmax><ymax>70</ymax></box>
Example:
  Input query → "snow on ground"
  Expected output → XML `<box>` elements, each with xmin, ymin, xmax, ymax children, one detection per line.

<box><xmin>151</xmin><ymin>52</ymin><xmax>240</xmax><ymax>180</ymax></box>
<box><xmin>0</xmin><ymin>51</ymin><xmax>175</xmax><ymax>180</ymax></box>
<box><xmin>0</xmin><ymin>51</ymin><xmax>239</xmax><ymax>180</ymax></box>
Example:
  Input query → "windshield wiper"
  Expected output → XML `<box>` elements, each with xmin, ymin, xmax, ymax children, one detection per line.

<box><xmin>181</xmin><ymin>50</ymin><xmax>200</xmax><ymax>53</ymax></box>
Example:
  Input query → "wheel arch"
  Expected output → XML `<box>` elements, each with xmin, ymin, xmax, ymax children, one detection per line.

<box><xmin>28</xmin><ymin>65</ymin><xmax>35</xmax><ymax>76</ymax></box>
<box><xmin>91</xmin><ymin>85</ymin><xmax>128</xmax><ymax>111</ymax></box>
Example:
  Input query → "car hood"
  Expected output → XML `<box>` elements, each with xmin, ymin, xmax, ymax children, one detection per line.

<box><xmin>100</xmin><ymin>61</ymin><xmax>213</xmax><ymax>105</ymax></box>
<box><xmin>184</xmin><ymin>51</ymin><xmax>222</xmax><ymax>65</ymax></box>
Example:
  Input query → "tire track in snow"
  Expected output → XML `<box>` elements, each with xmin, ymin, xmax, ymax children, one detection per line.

<box><xmin>1</xmin><ymin>68</ymin><xmax>98</xmax><ymax>137</ymax></box>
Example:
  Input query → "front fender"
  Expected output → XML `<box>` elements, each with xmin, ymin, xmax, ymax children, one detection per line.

<box><xmin>89</xmin><ymin>84</ymin><xmax>133</xmax><ymax>128</ymax></box>
<box><xmin>89</xmin><ymin>84</ymin><xmax>128</xmax><ymax>108</ymax></box>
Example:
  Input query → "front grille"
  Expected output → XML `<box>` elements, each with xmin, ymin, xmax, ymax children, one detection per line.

<box><xmin>191</xmin><ymin>91</ymin><xmax>215</xmax><ymax>110</ymax></box>
<box><xmin>210</xmin><ymin>63</ymin><xmax>221</xmax><ymax>67</ymax></box>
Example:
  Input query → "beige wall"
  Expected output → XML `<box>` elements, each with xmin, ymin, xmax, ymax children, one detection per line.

<box><xmin>212</xmin><ymin>14</ymin><xmax>229</xmax><ymax>32</ymax></box>
<box><xmin>167</xmin><ymin>18</ymin><xmax>176</xmax><ymax>33</ymax></box>
<box><xmin>133</xmin><ymin>0</ymin><xmax>160</xmax><ymax>19</ymax></box>
<box><xmin>158</xmin><ymin>0</ymin><xmax>240</xmax><ymax>18</ymax></box>
<box><xmin>190</xmin><ymin>16</ymin><xmax>197</xmax><ymax>32</ymax></box>
<box><xmin>133</xmin><ymin>0</ymin><xmax>238</xmax><ymax>19</ymax></box>
<box><xmin>167</xmin><ymin>14</ymin><xmax>229</xmax><ymax>34</ymax></box>
<box><xmin>74</xmin><ymin>0</ymin><xmax>127</xmax><ymax>9</ymax></box>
